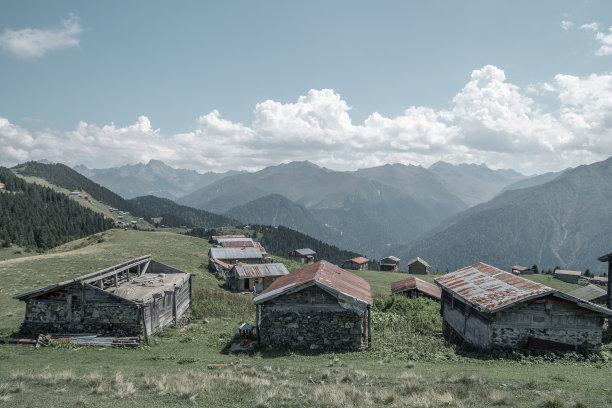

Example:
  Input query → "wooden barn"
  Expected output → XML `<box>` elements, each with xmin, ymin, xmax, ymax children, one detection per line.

<box><xmin>435</xmin><ymin>262</ymin><xmax>612</xmax><ymax>353</ymax></box>
<box><xmin>379</xmin><ymin>256</ymin><xmax>400</xmax><ymax>272</ymax></box>
<box><xmin>553</xmin><ymin>269</ymin><xmax>582</xmax><ymax>284</ymax></box>
<box><xmin>390</xmin><ymin>277</ymin><xmax>441</xmax><ymax>301</ymax></box>
<box><xmin>342</xmin><ymin>256</ymin><xmax>369</xmax><ymax>271</ymax></box>
<box><xmin>225</xmin><ymin>263</ymin><xmax>289</xmax><ymax>293</ymax></box>
<box><xmin>13</xmin><ymin>256</ymin><xmax>191</xmax><ymax>340</ymax></box>
<box><xmin>254</xmin><ymin>260</ymin><xmax>372</xmax><ymax>350</ymax></box>
<box><xmin>288</xmin><ymin>248</ymin><xmax>316</xmax><ymax>264</ymax></box>
<box><xmin>407</xmin><ymin>257</ymin><xmax>430</xmax><ymax>274</ymax></box>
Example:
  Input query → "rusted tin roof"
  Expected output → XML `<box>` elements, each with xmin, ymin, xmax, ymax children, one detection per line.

<box><xmin>221</xmin><ymin>240</ymin><xmax>256</xmax><ymax>248</ymax></box>
<box><xmin>255</xmin><ymin>260</ymin><xmax>373</xmax><ymax>306</ymax></box>
<box><xmin>435</xmin><ymin>262</ymin><xmax>612</xmax><ymax>315</ymax></box>
<box><xmin>233</xmin><ymin>263</ymin><xmax>289</xmax><ymax>278</ymax></box>
<box><xmin>568</xmin><ymin>284</ymin><xmax>607</xmax><ymax>302</ymax></box>
<box><xmin>591</xmin><ymin>276</ymin><xmax>608</xmax><ymax>282</ymax></box>
<box><xmin>213</xmin><ymin>259</ymin><xmax>231</xmax><ymax>270</ymax></box>
<box><xmin>390</xmin><ymin>277</ymin><xmax>441</xmax><ymax>300</ymax></box>
<box><xmin>511</xmin><ymin>265</ymin><xmax>529</xmax><ymax>271</ymax></box>
<box><xmin>345</xmin><ymin>256</ymin><xmax>369</xmax><ymax>265</ymax></box>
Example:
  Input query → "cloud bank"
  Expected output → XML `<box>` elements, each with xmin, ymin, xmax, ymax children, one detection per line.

<box><xmin>0</xmin><ymin>14</ymin><xmax>82</xmax><ymax>58</ymax></box>
<box><xmin>2</xmin><ymin>66</ymin><xmax>612</xmax><ymax>174</ymax></box>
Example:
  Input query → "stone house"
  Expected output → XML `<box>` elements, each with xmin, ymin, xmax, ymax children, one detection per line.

<box><xmin>288</xmin><ymin>248</ymin><xmax>316</xmax><ymax>264</ymax></box>
<box><xmin>390</xmin><ymin>277</ymin><xmax>441</xmax><ymax>301</ymax></box>
<box><xmin>342</xmin><ymin>256</ymin><xmax>369</xmax><ymax>271</ymax></box>
<box><xmin>253</xmin><ymin>260</ymin><xmax>373</xmax><ymax>350</ymax></box>
<box><xmin>379</xmin><ymin>256</ymin><xmax>400</xmax><ymax>272</ymax></box>
<box><xmin>553</xmin><ymin>269</ymin><xmax>582</xmax><ymax>284</ymax></box>
<box><xmin>13</xmin><ymin>256</ymin><xmax>191</xmax><ymax>341</ymax></box>
<box><xmin>435</xmin><ymin>262</ymin><xmax>612</xmax><ymax>353</ymax></box>
<box><xmin>407</xmin><ymin>257</ymin><xmax>430</xmax><ymax>274</ymax></box>
<box><xmin>225</xmin><ymin>263</ymin><xmax>289</xmax><ymax>293</ymax></box>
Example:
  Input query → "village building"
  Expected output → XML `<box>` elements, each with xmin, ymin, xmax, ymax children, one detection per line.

<box><xmin>208</xmin><ymin>247</ymin><xmax>264</xmax><ymax>271</ymax></box>
<box><xmin>511</xmin><ymin>265</ymin><xmax>534</xmax><ymax>275</ymax></box>
<box><xmin>288</xmin><ymin>248</ymin><xmax>316</xmax><ymax>264</ymax></box>
<box><xmin>225</xmin><ymin>263</ymin><xmax>289</xmax><ymax>293</ymax></box>
<box><xmin>210</xmin><ymin>258</ymin><xmax>232</xmax><ymax>275</ymax></box>
<box><xmin>407</xmin><ymin>257</ymin><xmax>430</xmax><ymax>275</ymax></box>
<box><xmin>390</xmin><ymin>277</ymin><xmax>441</xmax><ymax>301</ymax></box>
<box><xmin>568</xmin><ymin>285</ymin><xmax>607</xmax><ymax>305</ymax></box>
<box><xmin>254</xmin><ymin>260</ymin><xmax>373</xmax><ymax>350</ymax></box>
<box><xmin>13</xmin><ymin>256</ymin><xmax>191</xmax><ymax>341</ymax></box>
<box><xmin>218</xmin><ymin>238</ymin><xmax>267</xmax><ymax>254</ymax></box>
<box><xmin>590</xmin><ymin>276</ymin><xmax>609</xmax><ymax>287</ymax></box>
<box><xmin>435</xmin><ymin>262</ymin><xmax>612</xmax><ymax>353</ymax></box>
<box><xmin>342</xmin><ymin>256</ymin><xmax>369</xmax><ymax>271</ymax></box>
<box><xmin>379</xmin><ymin>256</ymin><xmax>400</xmax><ymax>272</ymax></box>
<box><xmin>210</xmin><ymin>234</ymin><xmax>246</xmax><ymax>244</ymax></box>
<box><xmin>553</xmin><ymin>269</ymin><xmax>582</xmax><ymax>284</ymax></box>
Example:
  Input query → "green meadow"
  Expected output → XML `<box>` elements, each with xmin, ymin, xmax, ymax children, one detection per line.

<box><xmin>0</xmin><ymin>229</ymin><xmax>610</xmax><ymax>407</ymax></box>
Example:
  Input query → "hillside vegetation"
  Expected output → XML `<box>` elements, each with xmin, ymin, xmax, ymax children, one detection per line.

<box><xmin>0</xmin><ymin>167</ymin><xmax>113</xmax><ymax>250</ymax></box>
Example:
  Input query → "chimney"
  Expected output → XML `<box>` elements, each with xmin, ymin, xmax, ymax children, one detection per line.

<box><xmin>597</xmin><ymin>252</ymin><xmax>612</xmax><ymax>309</ymax></box>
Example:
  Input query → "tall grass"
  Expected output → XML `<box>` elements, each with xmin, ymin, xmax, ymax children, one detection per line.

<box><xmin>191</xmin><ymin>287</ymin><xmax>254</xmax><ymax>321</ymax></box>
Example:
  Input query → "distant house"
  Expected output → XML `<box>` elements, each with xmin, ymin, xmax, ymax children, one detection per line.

<box><xmin>210</xmin><ymin>235</ymin><xmax>246</xmax><ymax>244</ymax></box>
<box><xmin>210</xmin><ymin>258</ymin><xmax>231</xmax><ymax>275</ymax></box>
<box><xmin>390</xmin><ymin>277</ymin><xmax>441</xmax><ymax>301</ymax></box>
<box><xmin>225</xmin><ymin>263</ymin><xmax>289</xmax><ymax>292</ymax></box>
<box><xmin>13</xmin><ymin>256</ymin><xmax>192</xmax><ymax>340</ymax></box>
<box><xmin>590</xmin><ymin>276</ymin><xmax>609</xmax><ymax>287</ymax></box>
<box><xmin>435</xmin><ymin>262</ymin><xmax>612</xmax><ymax>353</ymax></box>
<box><xmin>511</xmin><ymin>265</ymin><xmax>534</xmax><ymax>275</ymax></box>
<box><xmin>379</xmin><ymin>256</ymin><xmax>400</xmax><ymax>272</ymax></box>
<box><xmin>254</xmin><ymin>260</ymin><xmax>373</xmax><ymax>350</ymax></box>
<box><xmin>407</xmin><ymin>257</ymin><xmax>430</xmax><ymax>275</ymax></box>
<box><xmin>342</xmin><ymin>257</ymin><xmax>369</xmax><ymax>271</ymax></box>
<box><xmin>288</xmin><ymin>248</ymin><xmax>316</xmax><ymax>264</ymax></box>
<box><xmin>568</xmin><ymin>285</ymin><xmax>607</xmax><ymax>304</ymax></box>
<box><xmin>208</xmin><ymin>247</ymin><xmax>264</xmax><ymax>269</ymax></box>
<box><xmin>553</xmin><ymin>269</ymin><xmax>582</xmax><ymax>284</ymax></box>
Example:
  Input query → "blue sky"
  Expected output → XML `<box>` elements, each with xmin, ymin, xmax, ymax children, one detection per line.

<box><xmin>1</xmin><ymin>1</ymin><xmax>611</xmax><ymax>174</ymax></box>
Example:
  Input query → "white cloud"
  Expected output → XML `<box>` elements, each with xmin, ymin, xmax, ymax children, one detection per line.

<box><xmin>561</xmin><ymin>20</ymin><xmax>574</xmax><ymax>31</ymax></box>
<box><xmin>580</xmin><ymin>22</ymin><xmax>599</xmax><ymax>31</ymax></box>
<box><xmin>0</xmin><ymin>14</ymin><xmax>82</xmax><ymax>58</ymax></box>
<box><xmin>2</xmin><ymin>66</ymin><xmax>612</xmax><ymax>174</ymax></box>
<box><xmin>594</xmin><ymin>25</ymin><xmax>612</xmax><ymax>56</ymax></box>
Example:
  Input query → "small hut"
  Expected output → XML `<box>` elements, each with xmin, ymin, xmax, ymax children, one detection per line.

<box><xmin>254</xmin><ymin>260</ymin><xmax>372</xmax><ymax>350</ymax></box>
<box><xmin>407</xmin><ymin>257</ymin><xmax>430</xmax><ymax>275</ymax></box>
<box><xmin>225</xmin><ymin>263</ymin><xmax>289</xmax><ymax>292</ymax></box>
<box><xmin>379</xmin><ymin>256</ymin><xmax>400</xmax><ymax>272</ymax></box>
<box><xmin>342</xmin><ymin>257</ymin><xmax>369</xmax><ymax>271</ymax></box>
<box><xmin>390</xmin><ymin>277</ymin><xmax>441</xmax><ymax>301</ymax></box>
<box><xmin>288</xmin><ymin>248</ymin><xmax>316</xmax><ymax>264</ymax></box>
<box><xmin>553</xmin><ymin>269</ymin><xmax>581</xmax><ymax>284</ymax></box>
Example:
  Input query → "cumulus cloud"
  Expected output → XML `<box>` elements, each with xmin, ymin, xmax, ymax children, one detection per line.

<box><xmin>561</xmin><ymin>20</ymin><xmax>574</xmax><ymax>31</ymax></box>
<box><xmin>594</xmin><ymin>25</ymin><xmax>612</xmax><ymax>56</ymax></box>
<box><xmin>0</xmin><ymin>14</ymin><xmax>82</xmax><ymax>58</ymax></box>
<box><xmin>2</xmin><ymin>66</ymin><xmax>612</xmax><ymax>174</ymax></box>
<box><xmin>580</xmin><ymin>22</ymin><xmax>599</xmax><ymax>31</ymax></box>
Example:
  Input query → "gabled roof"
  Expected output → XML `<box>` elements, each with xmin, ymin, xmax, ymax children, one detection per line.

<box><xmin>407</xmin><ymin>257</ymin><xmax>430</xmax><ymax>267</ymax></box>
<box><xmin>212</xmin><ymin>235</ymin><xmax>246</xmax><ymax>241</ymax></box>
<box><xmin>217</xmin><ymin>237</ymin><xmax>254</xmax><ymax>245</ymax></box>
<box><xmin>511</xmin><ymin>265</ymin><xmax>531</xmax><ymax>271</ymax></box>
<box><xmin>213</xmin><ymin>258</ymin><xmax>231</xmax><ymax>270</ymax></box>
<box><xmin>232</xmin><ymin>263</ymin><xmax>289</xmax><ymax>278</ymax></box>
<box><xmin>591</xmin><ymin>276</ymin><xmax>608</xmax><ymax>282</ymax></box>
<box><xmin>381</xmin><ymin>256</ymin><xmax>400</xmax><ymax>263</ymax></box>
<box><xmin>598</xmin><ymin>252</ymin><xmax>612</xmax><ymax>262</ymax></box>
<box><xmin>391</xmin><ymin>277</ymin><xmax>441</xmax><ymax>300</ymax></box>
<box><xmin>291</xmin><ymin>248</ymin><xmax>316</xmax><ymax>256</ymax></box>
<box><xmin>554</xmin><ymin>269</ymin><xmax>582</xmax><ymax>276</ymax></box>
<box><xmin>208</xmin><ymin>247</ymin><xmax>264</xmax><ymax>260</ymax></box>
<box><xmin>435</xmin><ymin>262</ymin><xmax>612</xmax><ymax>316</ymax></box>
<box><xmin>254</xmin><ymin>260</ymin><xmax>373</xmax><ymax>308</ymax></box>
<box><xmin>568</xmin><ymin>284</ymin><xmax>607</xmax><ymax>302</ymax></box>
<box><xmin>344</xmin><ymin>256</ymin><xmax>369</xmax><ymax>265</ymax></box>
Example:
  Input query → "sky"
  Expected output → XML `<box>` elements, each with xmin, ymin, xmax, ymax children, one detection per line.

<box><xmin>1</xmin><ymin>1</ymin><xmax>611</xmax><ymax>175</ymax></box>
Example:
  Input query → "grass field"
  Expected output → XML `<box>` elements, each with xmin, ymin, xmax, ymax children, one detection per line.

<box><xmin>0</xmin><ymin>230</ymin><xmax>610</xmax><ymax>407</ymax></box>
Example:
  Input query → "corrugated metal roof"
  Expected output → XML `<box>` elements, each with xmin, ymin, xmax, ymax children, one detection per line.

<box><xmin>233</xmin><ymin>263</ymin><xmax>289</xmax><ymax>278</ymax></box>
<box><xmin>381</xmin><ymin>256</ymin><xmax>400</xmax><ymax>263</ymax></box>
<box><xmin>345</xmin><ymin>256</ymin><xmax>369</xmax><ymax>264</ymax></box>
<box><xmin>212</xmin><ymin>235</ymin><xmax>246</xmax><ymax>241</ymax></box>
<box><xmin>435</xmin><ymin>262</ymin><xmax>612</xmax><ymax>315</ymax></box>
<box><xmin>209</xmin><ymin>247</ymin><xmax>263</xmax><ymax>260</ymax></box>
<box><xmin>391</xmin><ymin>277</ymin><xmax>441</xmax><ymax>300</ymax></box>
<box><xmin>292</xmin><ymin>248</ymin><xmax>316</xmax><ymax>256</ymax></box>
<box><xmin>512</xmin><ymin>265</ymin><xmax>530</xmax><ymax>271</ymax></box>
<box><xmin>407</xmin><ymin>257</ymin><xmax>430</xmax><ymax>268</ymax></box>
<box><xmin>568</xmin><ymin>284</ymin><xmax>607</xmax><ymax>302</ymax></box>
<box><xmin>555</xmin><ymin>269</ymin><xmax>582</xmax><ymax>276</ymax></box>
<box><xmin>254</xmin><ymin>260</ymin><xmax>373</xmax><ymax>306</ymax></box>
<box><xmin>213</xmin><ymin>259</ymin><xmax>231</xmax><ymax>270</ymax></box>
<box><xmin>220</xmin><ymin>240</ymin><xmax>256</xmax><ymax>248</ymax></box>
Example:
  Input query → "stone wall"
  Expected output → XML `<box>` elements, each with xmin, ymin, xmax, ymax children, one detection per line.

<box><xmin>259</xmin><ymin>286</ymin><xmax>365</xmax><ymax>350</ymax></box>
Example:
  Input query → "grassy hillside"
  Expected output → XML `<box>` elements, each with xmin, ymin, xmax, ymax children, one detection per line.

<box><xmin>0</xmin><ymin>230</ymin><xmax>609</xmax><ymax>408</ymax></box>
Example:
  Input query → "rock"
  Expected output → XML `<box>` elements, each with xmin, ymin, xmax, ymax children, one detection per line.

<box><xmin>202</xmin><ymin>318</ymin><xmax>209</xmax><ymax>324</ymax></box>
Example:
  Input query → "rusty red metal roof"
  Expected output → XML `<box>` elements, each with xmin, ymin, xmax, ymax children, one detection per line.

<box><xmin>221</xmin><ymin>240</ymin><xmax>256</xmax><ymax>248</ymax></box>
<box><xmin>592</xmin><ymin>276</ymin><xmax>608</xmax><ymax>282</ymax></box>
<box><xmin>212</xmin><ymin>235</ymin><xmax>246</xmax><ymax>242</ymax></box>
<box><xmin>345</xmin><ymin>256</ymin><xmax>369</xmax><ymax>265</ymax></box>
<box><xmin>233</xmin><ymin>263</ymin><xmax>289</xmax><ymax>278</ymax></box>
<box><xmin>555</xmin><ymin>269</ymin><xmax>582</xmax><ymax>276</ymax></box>
<box><xmin>390</xmin><ymin>277</ymin><xmax>441</xmax><ymax>300</ymax></box>
<box><xmin>213</xmin><ymin>259</ymin><xmax>230</xmax><ymax>270</ymax></box>
<box><xmin>434</xmin><ymin>262</ymin><xmax>553</xmax><ymax>312</ymax></box>
<box><xmin>511</xmin><ymin>265</ymin><xmax>529</xmax><ymax>271</ymax></box>
<box><xmin>255</xmin><ymin>260</ymin><xmax>373</xmax><ymax>306</ymax></box>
